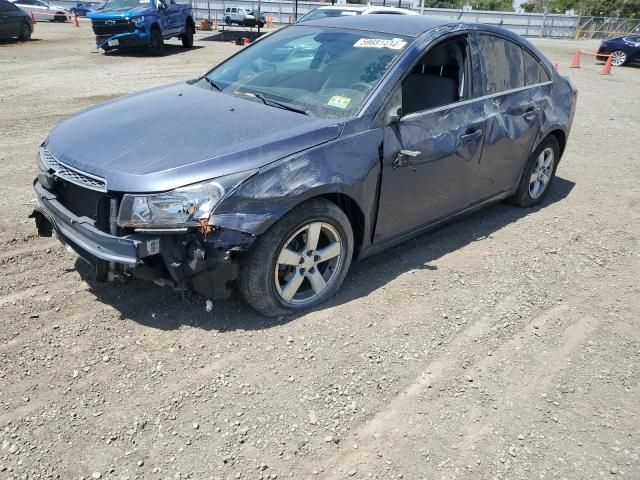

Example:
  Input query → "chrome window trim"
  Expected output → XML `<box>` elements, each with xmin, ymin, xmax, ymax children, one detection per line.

<box><xmin>400</xmin><ymin>80</ymin><xmax>553</xmax><ymax>121</ymax></box>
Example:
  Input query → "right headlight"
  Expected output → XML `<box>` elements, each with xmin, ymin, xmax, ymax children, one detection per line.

<box><xmin>117</xmin><ymin>170</ymin><xmax>256</xmax><ymax>229</ymax></box>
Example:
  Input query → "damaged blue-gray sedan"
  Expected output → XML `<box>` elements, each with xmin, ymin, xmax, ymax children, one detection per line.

<box><xmin>31</xmin><ymin>15</ymin><xmax>577</xmax><ymax>316</ymax></box>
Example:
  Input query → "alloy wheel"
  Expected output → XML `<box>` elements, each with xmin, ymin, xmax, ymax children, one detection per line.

<box><xmin>529</xmin><ymin>147</ymin><xmax>554</xmax><ymax>200</ymax></box>
<box><xmin>611</xmin><ymin>51</ymin><xmax>627</xmax><ymax>66</ymax></box>
<box><xmin>274</xmin><ymin>222</ymin><xmax>343</xmax><ymax>305</ymax></box>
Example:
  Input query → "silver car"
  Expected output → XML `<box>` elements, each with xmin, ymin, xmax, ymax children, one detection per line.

<box><xmin>10</xmin><ymin>0</ymin><xmax>68</xmax><ymax>21</ymax></box>
<box><xmin>223</xmin><ymin>6</ymin><xmax>265</xmax><ymax>28</ymax></box>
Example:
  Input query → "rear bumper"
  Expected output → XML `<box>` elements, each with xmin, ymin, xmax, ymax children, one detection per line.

<box><xmin>31</xmin><ymin>180</ymin><xmax>158</xmax><ymax>266</ymax></box>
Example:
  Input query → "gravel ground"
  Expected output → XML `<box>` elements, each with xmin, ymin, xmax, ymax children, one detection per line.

<box><xmin>1</xmin><ymin>22</ymin><xmax>639</xmax><ymax>480</ymax></box>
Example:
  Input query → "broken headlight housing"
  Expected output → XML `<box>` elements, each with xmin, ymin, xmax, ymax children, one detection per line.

<box><xmin>117</xmin><ymin>170</ymin><xmax>256</xmax><ymax>229</ymax></box>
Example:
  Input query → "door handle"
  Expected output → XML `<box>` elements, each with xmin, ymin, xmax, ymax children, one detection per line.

<box><xmin>461</xmin><ymin>129</ymin><xmax>483</xmax><ymax>143</ymax></box>
<box><xmin>523</xmin><ymin>106</ymin><xmax>538</xmax><ymax>120</ymax></box>
<box><xmin>393</xmin><ymin>150</ymin><xmax>420</xmax><ymax>170</ymax></box>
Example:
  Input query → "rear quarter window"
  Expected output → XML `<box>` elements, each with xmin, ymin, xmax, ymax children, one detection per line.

<box><xmin>523</xmin><ymin>49</ymin><xmax>551</xmax><ymax>85</ymax></box>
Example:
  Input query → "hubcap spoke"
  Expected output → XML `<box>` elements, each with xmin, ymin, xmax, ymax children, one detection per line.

<box><xmin>306</xmin><ymin>223</ymin><xmax>322</xmax><ymax>251</ymax></box>
<box><xmin>278</xmin><ymin>248</ymin><xmax>302</xmax><ymax>266</ymax></box>
<box><xmin>316</xmin><ymin>242</ymin><xmax>341</xmax><ymax>263</ymax></box>
<box><xmin>307</xmin><ymin>270</ymin><xmax>327</xmax><ymax>294</ymax></box>
<box><xmin>281</xmin><ymin>271</ymin><xmax>305</xmax><ymax>302</ymax></box>
<box><xmin>530</xmin><ymin>180</ymin><xmax>540</xmax><ymax>197</ymax></box>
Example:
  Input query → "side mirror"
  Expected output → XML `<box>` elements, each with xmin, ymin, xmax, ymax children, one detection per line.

<box><xmin>385</xmin><ymin>106</ymin><xmax>402</xmax><ymax>126</ymax></box>
<box><xmin>157</xmin><ymin>1</ymin><xmax>166</xmax><ymax>10</ymax></box>
<box><xmin>387</xmin><ymin>108</ymin><xmax>401</xmax><ymax>124</ymax></box>
<box><xmin>384</xmin><ymin>88</ymin><xmax>403</xmax><ymax>126</ymax></box>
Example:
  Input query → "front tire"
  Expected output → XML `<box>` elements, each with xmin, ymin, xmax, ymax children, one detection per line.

<box><xmin>225</xmin><ymin>16</ymin><xmax>231</xmax><ymax>25</ymax></box>
<box><xmin>240</xmin><ymin>199</ymin><xmax>354</xmax><ymax>317</ymax></box>
<box><xmin>511</xmin><ymin>136</ymin><xmax>559</xmax><ymax>207</ymax></box>
<box><xmin>147</xmin><ymin>28</ymin><xmax>164</xmax><ymax>56</ymax></box>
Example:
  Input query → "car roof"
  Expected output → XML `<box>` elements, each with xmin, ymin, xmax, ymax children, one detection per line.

<box><xmin>313</xmin><ymin>5</ymin><xmax>406</xmax><ymax>11</ymax></box>
<box><xmin>300</xmin><ymin>14</ymin><xmax>453</xmax><ymax>37</ymax></box>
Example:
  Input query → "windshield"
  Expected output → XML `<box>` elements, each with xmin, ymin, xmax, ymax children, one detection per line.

<box><xmin>203</xmin><ymin>26</ymin><xmax>410</xmax><ymax>119</ymax></box>
<box><xmin>101</xmin><ymin>0</ymin><xmax>149</xmax><ymax>10</ymax></box>
<box><xmin>298</xmin><ymin>8</ymin><xmax>361</xmax><ymax>22</ymax></box>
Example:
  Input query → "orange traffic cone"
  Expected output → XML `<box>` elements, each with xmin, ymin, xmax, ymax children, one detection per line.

<box><xmin>554</xmin><ymin>62</ymin><xmax>559</xmax><ymax>70</ymax></box>
<box><xmin>569</xmin><ymin>50</ymin><xmax>581</xmax><ymax>68</ymax></box>
<box><xmin>214</xmin><ymin>16</ymin><xmax>218</xmax><ymax>30</ymax></box>
<box><xmin>31</xmin><ymin>11</ymin><xmax>36</xmax><ymax>23</ymax></box>
<box><xmin>73</xmin><ymin>13</ymin><xmax>79</xmax><ymax>28</ymax></box>
<box><xmin>600</xmin><ymin>54</ymin><xmax>613</xmax><ymax>75</ymax></box>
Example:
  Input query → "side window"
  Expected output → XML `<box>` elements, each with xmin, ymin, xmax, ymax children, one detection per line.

<box><xmin>401</xmin><ymin>35</ymin><xmax>470</xmax><ymax>116</ymax></box>
<box><xmin>523</xmin><ymin>49</ymin><xmax>551</xmax><ymax>85</ymax></box>
<box><xmin>477</xmin><ymin>34</ymin><xmax>525</xmax><ymax>94</ymax></box>
<box><xmin>231</xmin><ymin>7</ymin><xmax>237</xmax><ymax>13</ymax></box>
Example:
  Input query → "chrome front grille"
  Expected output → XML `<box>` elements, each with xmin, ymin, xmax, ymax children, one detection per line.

<box><xmin>40</xmin><ymin>148</ymin><xmax>107</xmax><ymax>193</ymax></box>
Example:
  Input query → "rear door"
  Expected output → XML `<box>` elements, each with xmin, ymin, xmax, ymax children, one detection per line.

<box><xmin>472</xmin><ymin>33</ymin><xmax>546</xmax><ymax>200</ymax></box>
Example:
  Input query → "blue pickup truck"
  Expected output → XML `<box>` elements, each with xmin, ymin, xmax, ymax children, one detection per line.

<box><xmin>88</xmin><ymin>0</ymin><xmax>195</xmax><ymax>55</ymax></box>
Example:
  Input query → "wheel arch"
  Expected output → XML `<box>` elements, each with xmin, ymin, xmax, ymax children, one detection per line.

<box><xmin>316</xmin><ymin>192</ymin><xmax>366</xmax><ymax>259</ymax></box>
<box><xmin>535</xmin><ymin>127</ymin><xmax>567</xmax><ymax>161</ymax></box>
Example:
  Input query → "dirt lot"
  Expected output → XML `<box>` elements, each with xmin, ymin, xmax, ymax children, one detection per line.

<box><xmin>1</xmin><ymin>22</ymin><xmax>639</xmax><ymax>480</ymax></box>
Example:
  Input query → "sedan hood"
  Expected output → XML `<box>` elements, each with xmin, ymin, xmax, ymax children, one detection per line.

<box><xmin>45</xmin><ymin>83</ymin><xmax>342</xmax><ymax>192</ymax></box>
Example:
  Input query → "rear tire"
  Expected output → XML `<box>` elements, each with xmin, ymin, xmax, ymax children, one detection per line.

<box><xmin>18</xmin><ymin>22</ymin><xmax>31</xmax><ymax>41</ymax></box>
<box><xmin>54</xmin><ymin>12</ymin><xmax>66</xmax><ymax>22</ymax></box>
<box><xmin>147</xmin><ymin>27</ymin><xmax>164</xmax><ymax>56</ymax></box>
<box><xmin>224</xmin><ymin>16</ymin><xmax>231</xmax><ymax>25</ymax></box>
<box><xmin>181</xmin><ymin>23</ymin><xmax>194</xmax><ymax>47</ymax></box>
<box><xmin>240</xmin><ymin>199</ymin><xmax>354</xmax><ymax>317</ymax></box>
<box><xmin>510</xmin><ymin>136</ymin><xmax>559</xmax><ymax>208</ymax></box>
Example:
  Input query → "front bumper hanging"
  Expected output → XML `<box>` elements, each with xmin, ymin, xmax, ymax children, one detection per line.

<box><xmin>30</xmin><ymin>180</ymin><xmax>253</xmax><ymax>299</ymax></box>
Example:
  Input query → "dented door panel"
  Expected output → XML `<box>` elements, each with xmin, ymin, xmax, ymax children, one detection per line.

<box><xmin>475</xmin><ymin>87</ymin><xmax>544</xmax><ymax>198</ymax></box>
<box><xmin>374</xmin><ymin>100</ymin><xmax>486</xmax><ymax>244</ymax></box>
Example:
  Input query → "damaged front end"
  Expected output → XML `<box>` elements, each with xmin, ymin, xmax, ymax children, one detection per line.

<box><xmin>30</xmin><ymin>165</ymin><xmax>256</xmax><ymax>299</ymax></box>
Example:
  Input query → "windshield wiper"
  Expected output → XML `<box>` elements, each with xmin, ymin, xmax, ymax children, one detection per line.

<box><xmin>203</xmin><ymin>77</ymin><xmax>222</xmax><ymax>92</ymax></box>
<box><xmin>242</xmin><ymin>91</ymin><xmax>309</xmax><ymax>116</ymax></box>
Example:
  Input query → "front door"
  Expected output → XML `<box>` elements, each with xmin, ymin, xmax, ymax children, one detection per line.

<box><xmin>375</xmin><ymin>34</ymin><xmax>486</xmax><ymax>244</ymax></box>
<box><xmin>158</xmin><ymin>0</ymin><xmax>180</xmax><ymax>35</ymax></box>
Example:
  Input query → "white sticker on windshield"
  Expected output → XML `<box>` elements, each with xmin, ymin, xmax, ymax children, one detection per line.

<box><xmin>354</xmin><ymin>38</ymin><xmax>407</xmax><ymax>50</ymax></box>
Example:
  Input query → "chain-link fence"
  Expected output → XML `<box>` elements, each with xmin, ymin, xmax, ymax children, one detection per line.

<box><xmin>576</xmin><ymin>16</ymin><xmax>640</xmax><ymax>39</ymax></box>
<box><xmin>51</xmin><ymin>0</ymin><xmax>640</xmax><ymax>40</ymax></box>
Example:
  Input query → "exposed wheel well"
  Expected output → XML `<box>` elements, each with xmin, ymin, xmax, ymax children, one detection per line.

<box><xmin>150</xmin><ymin>22</ymin><xmax>161</xmax><ymax>32</ymax></box>
<box><xmin>319</xmin><ymin>193</ymin><xmax>366</xmax><ymax>259</ymax></box>
<box><xmin>186</xmin><ymin>16</ymin><xmax>194</xmax><ymax>28</ymax></box>
<box><xmin>548</xmin><ymin>129</ymin><xmax>566</xmax><ymax>158</ymax></box>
